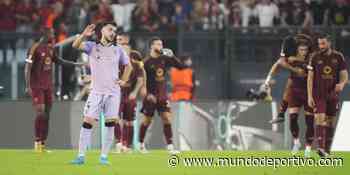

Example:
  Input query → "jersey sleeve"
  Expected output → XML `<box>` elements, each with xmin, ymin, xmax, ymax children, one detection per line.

<box><xmin>119</xmin><ymin>48</ymin><xmax>130</xmax><ymax>66</ymax></box>
<box><xmin>307</xmin><ymin>52</ymin><xmax>317</xmax><ymax>71</ymax></box>
<box><xmin>136</xmin><ymin>66</ymin><xmax>145</xmax><ymax>78</ymax></box>
<box><xmin>338</xmin><ymin>53</ymin><xmax>347</xmax><ymax>71</ymax></box>
<box><xmin>26</xmin><ymin>42</ymin><xmax>40</xmax><ymax>63</ymax></box>
<box><xmin>82</xmin><ymin>41</ymin><xmax>95</xmax><ymax>55</ymax></box>
<box><xmin>166</xmin><ymin>56</ymin><xmax>184</xmax><ymax>69</ymax></box>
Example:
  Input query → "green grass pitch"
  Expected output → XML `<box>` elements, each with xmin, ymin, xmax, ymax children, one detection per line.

<box><xmin>0</xmin><ymin>149</ymin><xmax>349</xmax><ymax>175</ymax></box>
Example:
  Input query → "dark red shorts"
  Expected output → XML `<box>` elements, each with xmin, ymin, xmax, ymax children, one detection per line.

<box><xmin>288</xmin><ymin>88</ymin><xmax>313</xmax><ymax>113</ymax></box>
<box><xmin>31</xmin><ymin>88</ymin><xmax>53</xmax><ymax>106</ymax></box>
<box><xmin>314</xmin><ymin>93</ymin><xmax>339</xmax><ymax>116</ymax></box>
<box><xmin>141</xmin><ymin>97</ymin><xmax>171</xmax><ymax>117</ymax></box>
<box><xmin>119</xmin><ymin>97</ymin><xmax>137</xmax><ymax>121</ymax></box>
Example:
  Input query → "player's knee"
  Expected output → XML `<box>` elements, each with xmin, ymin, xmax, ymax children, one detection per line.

<box><xmin>289</xmin><ymin>113</ymin><xmax>298</xmax><ymax>119</ymax></box>
<box><xmin>288</xmin><ymin>108</ymin><xmax>299</xmax><ymax>114</ymax></box>
<box><xmin>305</xmin><ymin>111</ymin><xmax>313</xmax><ymax>116</ymax></box>
<box><xmin>105</xmin><ymin>121</ymin><xmax>115</xmax><ymax>127</ymax></box>
<box><xmin>82</xmin><ymin>122</ymin><xmax>93</xmax><ymax>129</ymax></box>
<box><xmin>161</xmin><ymin>113</ymin><xmax>172</xmax><ymax>124</ymax></box>
<box><xmin>126</xmin><ymin>121</ymin><xmax>133</xmax><ymax>126</ymax></box>
<box><xmin>143</xmin><ymin>116</ymin><xmax>152</xmax><ymax>125</ymax></box>
<box><xmin>326</xmin><ymin>116</ymin><xmax>335</xmax><ymax>127</ymax></box>
<box><xmin>315</xmin><ymin>114</ymin><xmax>327</xmax><ymax>126</ymax></box>
<box><xmin>331</xmin><ymin>117</ymin><xmax>337</xmax><ymax>127</ymax></box>
<box><xmin>35</xmin><ymin>105</ymin><xmax>45</xmax><ymax>115</ymax></box>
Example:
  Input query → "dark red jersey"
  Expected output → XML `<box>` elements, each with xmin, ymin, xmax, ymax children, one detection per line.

<box><xmin>309</xmin><ymin>50</ymin><xmax>347</xmax><ymax>99</ymax></box>
<box><xmin>120</xmin><ymin>62</ymin><xmax>144</xmax><ymax>96</ymax></box>
<box><xmin>28</xmin><ymin>43</ymin><xmax>56</xmax><ymax>89</ymax></box>
<box><xmin>143</xmin><ymin>55</ymin><xmax>183</xmax><ymax>99</ymax></box>
<box><xmin>288</xmin><ymin>57</ymin><xmax>309</xmax><ymax>90</ymax></box>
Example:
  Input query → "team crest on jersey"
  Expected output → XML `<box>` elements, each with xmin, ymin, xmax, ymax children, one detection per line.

<box><xmin>41</xmin><ymin>52</ymin><xmax>46</xmax><ymax>57</ymax></box>
<box><xmin>155</xmin><ymin>68</ymin><xmax>165</xmax><ymax>81</ymax></box>
<box><xmin>323</xmin><ymin>66</ymin><xmax>332</xmax><ymax>74</ymax></box>
<box><xmin>45</xmin><ymin>57</ymin><xmax>52</xmax><ymax>65</ymax></box>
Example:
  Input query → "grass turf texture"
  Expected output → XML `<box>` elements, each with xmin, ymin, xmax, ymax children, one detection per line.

<box><xmin>0</xmin><ymin>150</ymin><xmax>349</xmax><ymax>175</ymax></box>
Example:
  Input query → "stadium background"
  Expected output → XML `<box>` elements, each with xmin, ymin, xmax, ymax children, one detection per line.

<box><xmin>0</xmin><ymin>0</ymin><xmax>349</xmax><ymax>174</ymax></box>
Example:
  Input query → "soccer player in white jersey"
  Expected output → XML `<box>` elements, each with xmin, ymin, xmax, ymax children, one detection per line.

<box><xmin>70</xmin><ymin>22</ymin><xmax>132</xmax><ymax>165</ymax></box>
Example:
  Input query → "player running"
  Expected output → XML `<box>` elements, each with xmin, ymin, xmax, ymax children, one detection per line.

<box><xmin>139</xmin><ymin>37</ymin><xmax>185</xmax><ymax>154</ymax></box>
<box><xmin>307</xmin><ymin>33</ymin><xmax>348</xmax><ymax>157</ymax></box>
<box><xmin>25</xmin><ymin>27</ymin><xmax>84</xmax><ymax>152</ymax></box>
<box><xmin>70</xmin><ymin>22</ymin><xmax>132</xmax><ymax>165</ymax></box>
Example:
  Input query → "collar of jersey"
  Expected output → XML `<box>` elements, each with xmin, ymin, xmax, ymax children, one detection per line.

<box><xmin>97</xmin><ymin>42</ymin><xmax>114</xmax><ymax>47</ymax></box>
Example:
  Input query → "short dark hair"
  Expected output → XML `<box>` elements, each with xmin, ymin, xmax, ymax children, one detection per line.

<box><xmin>96</xmin><ymin>21</ymin><xmax>117</xmax><ymax>41</ymax></box>
<box><xmin>117</xmin><ymin>32</ymin><xmax>129</xmax><ymax>37</ymax></box>
<box><xmin>179</xmin><ymin>53</ymin><xmax>192</xmax><ymax>62</ymax></box>
<box><xmin>130</xmin><ymin>50</ymin><xmax>143</xmax><ymax>61</ymax></box>
<box><xmin>149</xmin><ymin>36</ymin><xmax>161</xmax><ymax>47</ymax></box>
<box><xmin>318</xmin><ymin>33</ymin><xmax>331</xmax><ymax>41</ymax></box>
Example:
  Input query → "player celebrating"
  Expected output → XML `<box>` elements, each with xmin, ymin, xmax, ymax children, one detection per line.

<box><xmin>284</xmin><ymin>43</ymin><xmax>314</xmax><ymax>157</ymax></box>
<box><xmin>70</xmin><ymin>22</ymin><xmax>132</xmax><ymax>165</ymax></box>
<box><xmin>266</xmin><ymin>34</ymin><xmax>314</xmax><ymax>124</ymax></box>
<box><xmin>139</xmin><ymin>37</ymin><xmax>184</xmax><ymax>154</ymax></box>
<box><xmin>307</xmin><ymin>34</ymin><xmax>348</xmax><ymax>157</ymax></box>
<box><xmin>25</xmin><ymin>28</ymin><xmax>84</xmax><ymax>152</ymax></box>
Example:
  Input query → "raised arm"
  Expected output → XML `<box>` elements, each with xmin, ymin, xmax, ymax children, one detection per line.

<box><xmin>55</xmin><ymin>55</ymin><xmax>85</xmax><ymax>67</ymax></box>
<box><xmin>72</xmin><ymin>24</ymin><xmax>95</xmax><ymax>51</ymax></box>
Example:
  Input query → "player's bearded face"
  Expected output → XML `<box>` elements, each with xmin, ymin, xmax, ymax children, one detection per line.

<box><xmin>318</xmin><ymin>39</ymin><xmax>330</xmax><ymax>52</ymax></box>
<box><xmin>102</xmin><ymin>25</ymin><xmax>117</xmax><ymax>43</ymax></box>
<box><xmin>152</xmin><ymin>40</ymin><xmax>163</xmax><ymax>53</ymax></box>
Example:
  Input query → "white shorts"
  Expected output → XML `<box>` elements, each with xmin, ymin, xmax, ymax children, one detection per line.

<box><xmin>83</xmin><ymin>93</ymin><xmax>121</xmax><ymax>120</ymax></box>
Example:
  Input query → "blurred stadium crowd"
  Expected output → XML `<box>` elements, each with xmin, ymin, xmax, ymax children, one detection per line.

<box><xmin>0</xmin><ymin>0</ymin><xmax>350</xmax><ymax>100</ymax></box>
<box><xmin>0</xmin><ymin>0</ymin><xmax>349</xmax><ymax>36</ymax></box>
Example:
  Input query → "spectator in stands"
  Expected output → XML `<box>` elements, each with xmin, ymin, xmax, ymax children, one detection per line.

<box><xmin>159</xmin><ymin>15</ymin><xmax>173</xmax><ymax>32</ymax></box>
<box><xmin>240</xmin><ymin>0</ymin><xmax>257</xmax><ymax>27</ymax></box>
<box><xmin>45</xmin><ymin>1</ymin><xmax>64</xmax><ymax>29</ymax></box>
<box><xmin>36</xmin><ymin>1</ymin><xmax>52</xmax><ymax>30</ymax></box>
<box><xmin>16</xmin><ymin>0</ymin><xmax>37</xmax><ymax>33</ymax></box>
<box><xmin>285</xmin><ymin>0</ymin><xmax>312</xmax><ymax>28</ymax></box>
<box><xmin>131</xmin><ymin>0</ymin><xmax>160</xmax><ymax>32</ymax></box>
<box><xmin>158</xmin><ymin>0</ymin><xmax>174</xmax><ymax>19</ymax></box>
<box><xmin>309</xmin><ymin>0</ymin><xmax>329</xmax><ymax>26</ymax></box>
<box><xmin>91</xmin><ymin>1</ymin><xmax>113</xmax><ymax>24</ymax></box>
<box><xmin>0</xmin><ymin>0</ymin><xmax>17</xmax><ymax>66</ymax></box>
<box><xmin>173</xmin><ymin>2</ymin><xmax>187</xmax><ymax>26</ymax></box>
<box><xmin>190</xmin><ymin>0</ymin><xmax>205</xmax><ymax>31</ymax></box>
<box><xmin>15</xmin><ymin>0</ymin><xmax>38</xmax><ymax>48</ymax></box>
<box><xmin>202</xmin><ymin>0</ymin><xmax>225</xmax><ymax>30</ymax></box>
<box><xmin>254</xmin><ymin>0</ymin><xmax>279</xmax><ymax>27</ymax></box>
<box><xmin>111</xmin><ymin>0</ymin><xmax>135</xmax><ymax>32</ymax></box>
<box><xmin>277</xmin><ymin>0</ymin><xmax>292</xmax><ymax>26</ymax></box>
<box><xmin>227</xmin><ymin>1</ymin><xmax>242</xmax><ymax>27</ymax></box>
<box><xmin>328</xmin><ymin>0</ymin><xmax>349</xmax><ymax>26</ymax></box>
<box><xmin>66</xmin><ymin>0</ymin><xmax>85</xmax><ymax>33</ymax></box>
